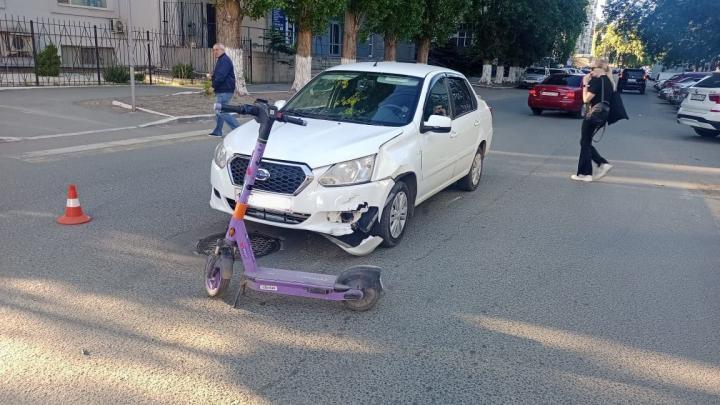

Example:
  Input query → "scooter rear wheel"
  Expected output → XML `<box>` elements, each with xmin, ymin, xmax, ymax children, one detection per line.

<box><xmin>205</xmin><ymin>255</ymin><xmax>230</xmax><ymax>297</ymax></box>
<box><xmin>343</xmin><ymin>281</ymin><xmax>380</xmax><ymax>312</ymax></box>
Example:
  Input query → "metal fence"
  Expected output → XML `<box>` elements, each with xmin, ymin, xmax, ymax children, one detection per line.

<box><xmin>0</xmin><ymin>13</ymin><xmax>418</xmax><ymax>87</ymax></box>
<box><xmin>0</xmin><ymin>14</ymin><xmax>215</xmax><ymax>87</ymax></box>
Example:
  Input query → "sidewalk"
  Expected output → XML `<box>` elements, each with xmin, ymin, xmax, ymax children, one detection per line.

<box><xmin>113</xmin><ymin>83</ymin><xmax>294</xmax><ymax>118</ymax></box>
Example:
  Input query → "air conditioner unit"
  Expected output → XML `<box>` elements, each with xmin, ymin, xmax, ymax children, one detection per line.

<box><xmin>0</xmin><ymin>32</ymin><xmax>33</xmax><ymax>57</ymax></box>
<box><xmin>111</xmin><ymin>19</ymin><xmax>126</xmax><ymax>34</ymax></box>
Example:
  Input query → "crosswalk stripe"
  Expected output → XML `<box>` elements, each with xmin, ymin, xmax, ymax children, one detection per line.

<box><xmin>13</xmin><ymin>130</ymin><xmax>209</xmax><ymax>162</ymax></box>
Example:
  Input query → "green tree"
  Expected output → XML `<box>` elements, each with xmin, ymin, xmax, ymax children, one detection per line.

<box><xmin>594</xmin><ymin>23</ymin><xmax>647</xmax><ymax>66</ymax></box>
<box><xmin>364</xmin><ymin>0</ymin><xmax>424</xmax><ymax>61</ymax></box>
<box><xmin>214</xmin><ymin>0</ymin><xmax>275</xmax><ymax>94</ymax></box>
<box><xmin>606</xmin><ymin>0</ymin><xmax>720</xmax><ymax>67</ymax></box>
<box><xmin>414</xmin><ymin>0</ymin><xmax>470</xmax><ymax>64</ymax></box>
<box><xmin>282</xmin><ymin>0</ymin><xmax>345</xmax><ymax>90</ymax></box>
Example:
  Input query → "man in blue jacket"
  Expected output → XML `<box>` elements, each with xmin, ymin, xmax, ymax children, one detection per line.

<box><xmin>208</xmin><ymin>43</ymin><xmax>239</xmax><ymax>136</ymax></box>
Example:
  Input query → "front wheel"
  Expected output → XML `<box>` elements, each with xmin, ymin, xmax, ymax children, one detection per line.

<box><xmin>374</xmin><ymin>181</ymin><xmax>411</xmax><ymax>248</ymax></box>
<box><xmin>457</xmin><ymin>147</ymin><xmax>484</xmax><ymax>191</ymax></box>
<box><xmin>694</xmin><ymin>127</ymin><xmax>720</xmax><ymax>138</ymax></box>
<box><xmin>205</xmin><ymin>255</ymin><xmax>230</xmax><ymax>297</ymax></box>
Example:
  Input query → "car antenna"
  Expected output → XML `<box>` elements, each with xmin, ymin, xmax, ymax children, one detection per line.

<box><xmin>373</xmin><ymin>59</ymin><xmax>379</xmax><ymax>67</ymax></box>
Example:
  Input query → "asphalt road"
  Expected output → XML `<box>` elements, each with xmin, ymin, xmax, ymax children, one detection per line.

<box><xmin>1</xmin><ymin>85</ymin><xmax>719</xmax><ymax>404</ymax></box>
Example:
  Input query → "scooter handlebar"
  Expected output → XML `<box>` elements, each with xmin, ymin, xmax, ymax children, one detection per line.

<box><xmin>217</xmin><ymin>103</ymin><xmax>257</xmax><ymax>115</ymax></box>
<box><xmin>274</xmin><ymin>112</ymin><xmax>307</xmax><ymax>126</ymax></box>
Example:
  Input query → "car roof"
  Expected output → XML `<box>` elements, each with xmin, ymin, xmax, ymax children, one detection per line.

<box><xmin>325</xmin><ymin>62</ymin><xmax>454</xmax><ymax>78</ymax></box>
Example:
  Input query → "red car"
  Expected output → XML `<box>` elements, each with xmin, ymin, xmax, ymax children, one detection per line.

<box><xmin>528</xmin><ymin>74</ymin><xmax>585</xmax><ymax>118</ymax></box>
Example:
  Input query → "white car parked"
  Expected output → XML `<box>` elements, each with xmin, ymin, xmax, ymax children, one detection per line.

<box><xmin>210</xmin><ymin>62</ymin><xmax>493</xmax><ymax>255</ymax></box>
<box><xmin>677</xmin><ymin>72</ymin><xmax>720</xmax><ymax>138</ymax></box>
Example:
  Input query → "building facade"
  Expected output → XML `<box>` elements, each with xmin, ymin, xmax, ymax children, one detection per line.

<box><xmin>574</xmin><ymin>0</ymin><xmax>600</xmax><ymax>56</ymax></box>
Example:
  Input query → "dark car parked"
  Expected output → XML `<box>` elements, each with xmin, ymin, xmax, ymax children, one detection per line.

<box><xmin>618</xmin><ymin>68</ymin><xmax>648</xmax><ymax>94</ymax></box>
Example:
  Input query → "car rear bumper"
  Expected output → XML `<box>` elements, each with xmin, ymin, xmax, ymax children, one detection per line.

<box><xmin>677</xmin><ymin>113</ymin><xmax>720</xmax><ymax>130</ymax></box>
<box><xmin>528</xmin><ymin>97</ymin><xmax>582</xmax><ymax>111</ymax></box>
<box><xmin>620</xmin><ymin>81</ymin><xmax>646</xmax><ymax>90</ymax></box>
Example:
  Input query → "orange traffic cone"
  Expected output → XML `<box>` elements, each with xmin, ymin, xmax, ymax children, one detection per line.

<box><xmin>57</xmin><ymin>184</ymin><xmax>91</xmax><ymax>225</ymax></box>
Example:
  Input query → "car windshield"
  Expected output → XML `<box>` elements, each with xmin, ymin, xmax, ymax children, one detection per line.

<box><xmin>526</xmin><ymin>68</ymin><xmax>545</xmax><ymax>75</ymax></box>
<box><xmin>283</xmin><ymin>71</ymin><xmax>423</xmax><ymax>126</ymax></box>
<box><xmin>542</xmin><ymin>74</ymin><xmax>583</xmax><ymax>87</ymax></box>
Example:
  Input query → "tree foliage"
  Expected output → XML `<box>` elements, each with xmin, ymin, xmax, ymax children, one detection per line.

<box><xmin>363</xmin><ymin>0</ymin><xmax>424</xmax><ymax>60</ymax></box>
<box><xmin>605</xmin><ymin>0</ymin><xmax>720</xmax><ymax>66</ymax></box>
<box><xmin>594</xmin><ymin>23</ymin><xmax>648</xmax><ymax>66</ymax></box>
<box><xmin>414</xmin><ymin>0</ymin><xmax>470</xmax><ymax>63</ymax></box>
<box><xmin>467</xmin><ymin>0</ymin><xmax>588</xmax><ymax>66</ymax></box>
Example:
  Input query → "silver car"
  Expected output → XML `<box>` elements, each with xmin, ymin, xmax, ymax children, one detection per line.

<box><xmin>519</xmin><ymin>67</ymin><xmax>549</xmax><ymax>88</ymax></box>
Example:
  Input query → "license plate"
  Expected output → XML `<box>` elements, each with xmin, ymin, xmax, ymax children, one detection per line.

<box><xmin>627</xmin><ymin>79</ymin><xmax>636</xmax><ymax>83</ymax></box>
<box><xmin>238</xmin><ymin>189</ymin><xmax>293</xmax><ymax>212</ymax></box>
<box><xmin>541</xmin><ymin>91</ymin><xmax>558</xmax><ymax>97</ymax></box>
<box><xmin>690</xmin><ymin>94</ymin><xmax>706</xmax><ymax>101</ymax></box>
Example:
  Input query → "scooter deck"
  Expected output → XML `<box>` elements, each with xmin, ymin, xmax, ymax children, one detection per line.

<box><xmin>247</xmin><ymin>267</ymin><xmax>338</xmax><ymax>289</ymax></box>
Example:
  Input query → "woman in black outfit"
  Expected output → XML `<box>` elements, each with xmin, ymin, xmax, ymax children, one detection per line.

<box><xmin>572</xmin><ymin>59</ymin><xmax>614</xmax><ymax>182</ymax></box>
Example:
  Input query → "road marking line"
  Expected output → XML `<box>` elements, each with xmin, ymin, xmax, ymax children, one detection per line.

<box><xmin>111</xmin><ymin>100</ymin><xmax>174</xmax><ymax>118</ymax></box>
<box><xmin>13</xmin><ymin>130</ymin><xmax>208</xmax><ymax>162</ymax></box>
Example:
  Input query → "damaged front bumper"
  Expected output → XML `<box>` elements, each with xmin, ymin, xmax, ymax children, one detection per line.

<box><xmin>210</xmin><ymin>162</ymin><xmax>393</xmax><ymax>255</ymax></box>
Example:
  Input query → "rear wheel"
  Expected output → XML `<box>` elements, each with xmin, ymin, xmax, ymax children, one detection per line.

<box><xmin>343</xmin><ymin>279</ymin><xmax>381</xmax><ymax>312</ymax></box>
<box><xmin>457</xmin><ymin>147</ymin><xmax>484</xmax><ymax>191</ymax></box>
<box><xmin>694</xmin><ymin>127</ymin><xmax>720</xmax><ymax>138</ymax></box>
<box><xmin>531</xmin><ymin>108</ymin><xmax>542</xmax><ymax>116</ymax></box>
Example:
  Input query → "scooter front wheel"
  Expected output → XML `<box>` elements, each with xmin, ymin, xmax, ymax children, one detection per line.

<box><xmin>204</xmin><ymin>255</ymin><xmax>230</xmax><ymax>297</ymax></box>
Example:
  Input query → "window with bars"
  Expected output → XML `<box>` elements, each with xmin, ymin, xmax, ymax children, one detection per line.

<box><xmin>454</xmin><ymin>24</ymin><xmax>473</xmax><ymax>48</ymax></box>
<box><xmin>329</xmin><ymin>22</ymin><xmax>340</xmax><ymax>56</ymax></box>
<box><xmin>58</xmin><ymin>0</ymin><xmax>108</xmax><ymax>8</ymax></box>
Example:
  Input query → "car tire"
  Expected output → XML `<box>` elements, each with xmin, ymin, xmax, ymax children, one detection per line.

<box><xmin>374</xmin><ymin>181</ymin><xmax>412</xmax><ymax>248</ymax></box>
<box><xmin>457</xmin><ymin>146</ymin><xmax>484</xmax><ymax>191</ymax></box>
<box><xmin>640</xmin><ymin>88</ymin><xmax>645</xmax><ymax>95</ymax></box>
<box><xmin>694</xmin><ymin>128</ymin><xmax>720</xmax><ymax>138</ymax></box>
<box><xmin>532</xmin><ymin>108</ymin><xmax>542</xmax><ymax>116</ymax></box>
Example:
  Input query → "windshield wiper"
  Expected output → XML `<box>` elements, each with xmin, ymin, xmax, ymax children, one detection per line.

<box><xmin>283</xmin><ymin>109</ymin><xmax>324</xmax><ymax>119</ymax></box>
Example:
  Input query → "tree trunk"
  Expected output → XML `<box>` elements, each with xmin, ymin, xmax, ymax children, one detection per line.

<box><xmin>384</xmin><ymin>33</ymin><xmax>397</xmax><ymax>61</ymax></box>
<box><xmin>291</xmin><ymin>25</ymin><xmax>312</xmax><ymax>92</ymax></box>
<box><xmin>216</xmin><ymin>0</ymin><xmax>248</xmax><ymax>95</ymax></box>
<box><xmin>341</xmin><ymin>11</ymin><xmax>360</xmax><ymax>64</ymax></box>
<box><xmin>480</xmin><ymin>64</ymin><xmax>492</xmax><ymax>84</ymax></box>
<box><xmin>494</xmin><ymin>65</ymin><xmax>504</xmax><ymax>84</ymax></box>
<box><xmin>416</xmin><ymin>37</ymin><xmax>430</xmax><ymax>64</ymax></box>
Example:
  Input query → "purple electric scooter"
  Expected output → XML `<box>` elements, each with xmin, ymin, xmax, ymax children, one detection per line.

<box><xmin>204</xmin><ymin>100</ymin><xmax>383</xmax><ymax>311</ymax></box>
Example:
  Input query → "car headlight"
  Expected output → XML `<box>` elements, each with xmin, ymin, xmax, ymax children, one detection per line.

<box><xmin>214</xmin><ymin>142</ymin><xmax>228</xmax><ymax>168</ymax></box>
<box><xmin>319</xmin><ymin>155</ymin><xmax>376</xmax><ymax>187</ymax></box>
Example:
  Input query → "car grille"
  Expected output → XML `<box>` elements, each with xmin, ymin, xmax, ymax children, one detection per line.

<box><xmin>226</xmin><ymin>198</ymin><xmax>310</xmax><ymax>225</ymax></box>
<box><xmin>229</xmin><ymin>155</ymin><xmax>309</xmax><ymax>195</ymax></box>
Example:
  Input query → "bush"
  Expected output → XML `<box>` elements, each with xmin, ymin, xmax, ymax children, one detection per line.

<box><xmin>203</xmin><ymin>79</ymin><xmax>213</xmax><ymax>96</ymax></box>
<box><xmin>134</xmin><ymin>72</ymin><xmax>145</xmax><ymax>83</ymax></box>
<box><xmin>36</xmin><ymin>43</ymin><xmax>61</xmax><ymax>77</ymax></box>
<box><xmin>103</xmin><ymin>65</ymin><xmax>130</xmax><ymax>83</ymax></box>
<box><xmin>172</xmin><ymin>63</ymin><xmax>194</xmax><ymax>79</ymax></box>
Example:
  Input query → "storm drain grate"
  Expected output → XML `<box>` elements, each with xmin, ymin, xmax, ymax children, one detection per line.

<box><xmin>195</xmin><ymin>232</ymin><xmax>281</xmax><ymax>258</ymax></box>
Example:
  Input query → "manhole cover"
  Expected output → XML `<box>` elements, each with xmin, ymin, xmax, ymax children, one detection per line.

<box><xmin>195</xmin><ymin>232</ymin><xmax>280</xmax><ymax>258</ymax></box>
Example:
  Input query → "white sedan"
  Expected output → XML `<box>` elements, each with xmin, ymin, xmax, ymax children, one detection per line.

<box><xmin>210</xmin><ymin>62</ymin><xmax>494</xmax><ymax>255</ymax></box>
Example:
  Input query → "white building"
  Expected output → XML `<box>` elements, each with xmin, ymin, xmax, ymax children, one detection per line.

<box><xmin>575</xmin><ymin>0</ymin><xmax>600</xmax><ymax>56</ymax></box>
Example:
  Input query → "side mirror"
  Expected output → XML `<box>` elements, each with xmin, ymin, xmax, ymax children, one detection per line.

<box><xmin>421</xmin><ymin>114</ymin><xmax>452</xmax><ymax>133</ymax></box>
<box><xmin>274</xmin><ymin>100</ymin><xmax>287</xmax><ymax>110</ymax></box>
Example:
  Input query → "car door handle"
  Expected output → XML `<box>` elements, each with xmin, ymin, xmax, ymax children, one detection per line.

<box><xmin>474</xmin><ymin>121</ymin><xmax>480</xmax><ymax>127</ymax></box>
<box><xmin>450</xmin><ymin>130</ymin><xmax>458</xmax><ymax>138</ymax></box>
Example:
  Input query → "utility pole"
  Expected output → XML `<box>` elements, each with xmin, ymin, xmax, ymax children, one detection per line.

<box><xmin>127</xmin><ymin>0</ymin><xmax>136</xmax><ymax>111</ymax></box>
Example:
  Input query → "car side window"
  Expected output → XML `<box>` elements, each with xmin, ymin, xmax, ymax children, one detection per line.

<box><xmin>423</xmin><ymin>77</ymin><xmax>451</xmax><ymax>121</ymax></box>
<box><xmin>447</xmin><ymin>77</ymin><xmax>476</xmax><ymax>118</ymax></box>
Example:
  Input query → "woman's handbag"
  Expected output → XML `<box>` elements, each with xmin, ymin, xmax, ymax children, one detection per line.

<box><xmin>585</xmin><ymin>77</ymin><xmax>610</xmax><ymax>126</ymax></box>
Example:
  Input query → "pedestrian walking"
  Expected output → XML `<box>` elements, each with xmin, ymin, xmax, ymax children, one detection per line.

<box><xmin>208</xmin><ymin>43</ymin><xmax>239</xmax><ymax>137</ymax></box>
<box><xmin>572</xmin><ymin>59</ymin><xmax>615</xmax><ymax>182</ymax></box>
